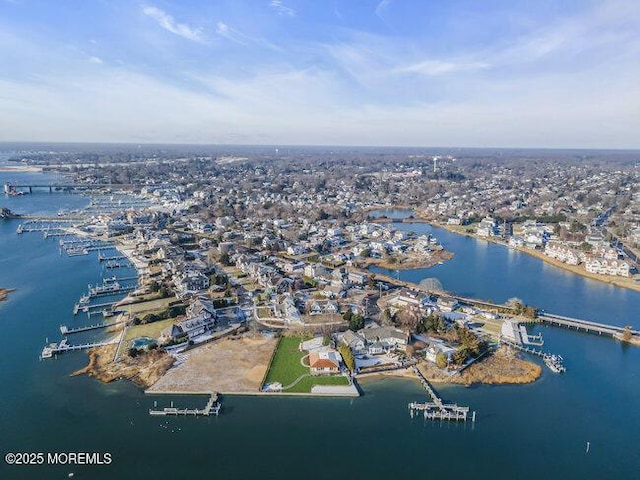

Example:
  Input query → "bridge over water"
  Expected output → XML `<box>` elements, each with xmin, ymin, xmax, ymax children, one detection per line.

<box><xmin>3</xmin><ymin>182</ymin><xmax>138</xmax><ymax>194</ymax></box>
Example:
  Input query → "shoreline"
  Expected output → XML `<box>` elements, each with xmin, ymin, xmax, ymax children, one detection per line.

<box><xmin>356</xmin><ymin>347</ymin><xmax>542</xmax><ymax>387</ymax></box>
<box><xmin>358</xmin><ymin>249</ymin><xmax>454</xmax><ymax>270</ymax></box>
<box><xmin>410</xmin><ymin>211</ymin><xmax>640</xmax><ymax>293</ymax></box>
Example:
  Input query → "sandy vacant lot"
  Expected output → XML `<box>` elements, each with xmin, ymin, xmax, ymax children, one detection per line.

<box><xmin>148</xmin><ymin>335</ymin><xmax>277</xmax><ymax>394</ymax></box>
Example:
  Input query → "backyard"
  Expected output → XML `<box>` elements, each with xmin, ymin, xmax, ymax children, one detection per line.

<box><xmin>263</xmin><ymin>336</ymin><xmax>349</xmax><ymax>393</ymax></box>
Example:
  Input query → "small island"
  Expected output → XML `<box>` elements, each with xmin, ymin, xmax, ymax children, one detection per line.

<box><xmin>0</xmin><ymin>288</ymin><xmax>14</xmax><ymax>302</ymax></box>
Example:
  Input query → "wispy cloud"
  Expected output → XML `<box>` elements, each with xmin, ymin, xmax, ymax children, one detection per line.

<box><xmin>215</xmin><ymin>22</ymin><xmax>249</xmax><ymax>46</ymax></box>
<box><xmin>375</xmin><ymin>0</ymin><xmax>392</xmax><ymax>20</ymax></box>
<box><xmin>396</xmin><ymin>59</ymin><xmax>490</xmax><ymax>77</ymax></box>
<box><xmin>142</xmin><ymin>5</ymin><xmax>205</xmax><ymax>43</ymax></box>
<box><xmin>88</xmin><ymin>56</ymin><xmax>103</xmax><ymax>64</ymax></box>
<box><xmin>270</xmin><ymin>1</ymin><xmax>296</xmax><ymax>17</ymax></box>
<box><xmin>216</xmin><ymin>21</ymin><xmax>283</xmax><ymax>51</ymax></box>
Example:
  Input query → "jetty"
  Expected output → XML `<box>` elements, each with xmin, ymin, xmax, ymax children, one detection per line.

<box><xmin>60</xmin><ymin>320</ymin><xmax>125</xmax><ymax>335</ymax></box>
<box><xmin>40</xmin><ymin>337</ymin><xmax>120</xmax><ymax>359</ymax></box>
<box><xmin>149</xmin><ymin>394</ymin><xmax>221</xmax><ymax>417</ymax></box>
<box><xmin>408</xmin><ymin>366</ymin><xmax>475</xmax><ymax>422</ymax></box>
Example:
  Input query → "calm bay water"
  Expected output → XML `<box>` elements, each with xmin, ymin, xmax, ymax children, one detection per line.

<box><xmin>1</xmin><ymin>180</ymin><xmax>639</xmax><ymax>479</ymax></box>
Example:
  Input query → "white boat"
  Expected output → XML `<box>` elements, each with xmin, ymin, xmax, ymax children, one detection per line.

<box><xmin>89</xmin><ymin>282</ymin><xmax>121</xmax><ymax>295</ymax></box>
<box><xmin>67</xmin><ymin>247</ymin><xmax>89</xmax><ymax>256</ymax></box>
<box><xmin>544</xmin><ymin>354</ymin><xmax>566</xmax><ymax>373</ymax></box>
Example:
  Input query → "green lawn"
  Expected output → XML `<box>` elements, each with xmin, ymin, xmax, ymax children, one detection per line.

<box><xmin>122</xmin><ymin>297</ymin><xmax>177</xmax><ymax>315</ymax></box>
<box><xmin>263</xmin><ymin>336</ymin><xmax>349</xmax><ymax>393</ymax></box>
<box><xmin>121</xmin><ymin>318</ymin><xmax>176</xmax><ymax>352</ymax></box>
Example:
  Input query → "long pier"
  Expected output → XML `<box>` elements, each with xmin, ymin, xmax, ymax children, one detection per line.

<box><xmin>149</xmin><ymin>394</ymin><xmax>221</xmax><ymax>417</ymax></box>
<box><xmin>60</xmin><ymin>320</ymin><xmax>125</xmax><ymax>335</ymax></box>
<box><xmin>40</xmin><ymin>337</ymin><xmax>120</xmax><ymax>359</ymax></box>
<box><xmin>539</xmin><ymin>313</ymin><xmax>639</xmax><ymax>338</ymax></box>
<box><xmin>409</xmin><ymin>366</ymin><xmax>475</xmax><ymax>422</ymax></box>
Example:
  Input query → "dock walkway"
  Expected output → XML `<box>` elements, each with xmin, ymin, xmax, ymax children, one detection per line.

<box><xmin>408</xmin><ymin>366</ymin><xmax>475</xmax><ymax>422</ymax></box>
<box><xmin>60</xmin><ymin>320</ymin><xmax>125</xmax><ymax>335</ymax></box>
<box><xmin>40</xmin><ymin>337</ymin><xmax>120</xmax><ymax>359</ymax></box>
<box><xmin>149</xmin><ymin>394</ymin><xmax>220</xmax><ymax>417</ymax></box>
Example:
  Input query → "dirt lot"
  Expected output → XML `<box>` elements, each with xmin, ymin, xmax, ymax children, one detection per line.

<box><xmin>148</xmin><ymin>335</ymin><xmax>278</xmax><ymax>394</ymax></box>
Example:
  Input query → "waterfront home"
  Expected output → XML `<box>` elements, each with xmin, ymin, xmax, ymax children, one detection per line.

<box><xmin>585</xmin><ymin>258</ymin><xmax>630</xmax><ymax>277</ymax></box>
<box><xmin>360</xmin><ymin>326</ymin><xmax>408</xmax><ymax>354</ymax></box>
<box><xmin>436</xmin><ymin>297</ymin><xmax>459</xmax><ymax>312</ymax></box>
<box><xmin>476</xmin><ymin>216</ymin><xmax>498</xmax><ymax>237</ymax></box>
<box><xmin>341</xmin><ymin>330</ymin><xmax>366</xmax><ymax>354</ymax></box>
<box><xmin>160</xmin><ymin>313</ymin><xmax>218</xmax><ymax>343</ymax></box>
<box><xmin>545</xmin><ymin>242</ymin><xmax>582</xmax><ymax>265</ymax></box>
<box><xmin>309</xmin><ymin>349</ymin><xmax>342</xmax><ymax>375</ymax></box>
<box><xmin>424</xmin><ymin>341</ymin><xmax>457</xmax><ymax>364</ymax></box>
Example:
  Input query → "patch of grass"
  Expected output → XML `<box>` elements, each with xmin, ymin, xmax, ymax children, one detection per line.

<box><xmin>257</xmin><ymin>307</ymin><xmax>272</xmax><ymax>318</ymax></box>
<box><xmin>123</xmin><ymin>297</ymin><xmax>177</xmax><ymax>315</ymax></box>
<box><xmin>121</xmin><ymin>318</ymin><xmax>176</xmax><ymax>352</ymax></box>
<box><xmin>264</xmin><ymin>337</ymin><xmax>307</xmax><ymax>386</ymax></box>
<box><xmin>263</xmin><ymin>336</ymin><xmax>347</xmax><ymax>393</ymax></box>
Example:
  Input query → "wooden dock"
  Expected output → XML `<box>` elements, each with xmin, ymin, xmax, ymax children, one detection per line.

<box><xmin>74</xmin><ymin>299</ymin><xmax>120</xmax><ymax>314</ymax></box>
<box><xmin>40</xmin><ymin>337</ymin><xmax>120</xmax><ymax>359</ymax></box>
<box><xmin>409</xmin><ymin>366</ymin><xmax>475</xmax><ymax>422</ymax></box>
<box><xmin>149</xmin><ymin>394</ymin><xmax>221</xmax><ymax>417</ymax></box>
<box><xmin>60</xmin><ymin>320</ymin><xmax>125</xmax><ymax>335</ymax></box>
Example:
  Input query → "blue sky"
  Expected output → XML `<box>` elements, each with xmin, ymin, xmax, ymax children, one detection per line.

<box><xmin>1</xmin><ymin>0</ymin><xmax>639</xmax><ymax>148</ymax></box>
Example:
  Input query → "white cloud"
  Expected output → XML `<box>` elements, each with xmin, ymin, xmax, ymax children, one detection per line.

<box><xmin>88</xmin><ymin>56</ymin><xmax>103</xmax><ymax>64</ymax></box>
<box><xmin>395</xmin><ymin>60</ymin><xmax>490</xmax><ymax>77</ymax></box>
<box><xmin>270</xmin><ymin>1</ymin><xmax>296</xmax><ymax>17</ymax></box>
<box><xmin>142</xmin><ymin>5</ymin><xmax>205</xmax><ymax>43</ymax></box>
<box><xmin>215</xmin><ymin>22</ymin><xmax>248</xmax><ymax>46</ymax></box>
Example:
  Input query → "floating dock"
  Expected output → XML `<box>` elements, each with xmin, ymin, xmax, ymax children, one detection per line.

<box><xmin>409</xmin><ymin>366</ymin><xmax>475</xmax><ymax>422</ymax></box>
<box><xmin>149</xmin><ymin>394</ymin><xmax>221</xmax><ymax>417</ymax></box>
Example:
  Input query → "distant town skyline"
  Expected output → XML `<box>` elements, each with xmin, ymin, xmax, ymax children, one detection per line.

<box><xmin>1</xmin><ymin>0</ymin><xmax>639</xmax><ymax>148</ymax></box>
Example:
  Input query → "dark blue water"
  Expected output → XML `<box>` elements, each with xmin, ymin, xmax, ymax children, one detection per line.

<box><xmin>372</xmin><ymin>222</ymin><xmax>639</xmax><ymax>326</ymax></box>
<box><xmin>1</xmin><ymin>181</ymin><xmax>639</xmax><ymax>479</ymax></box>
